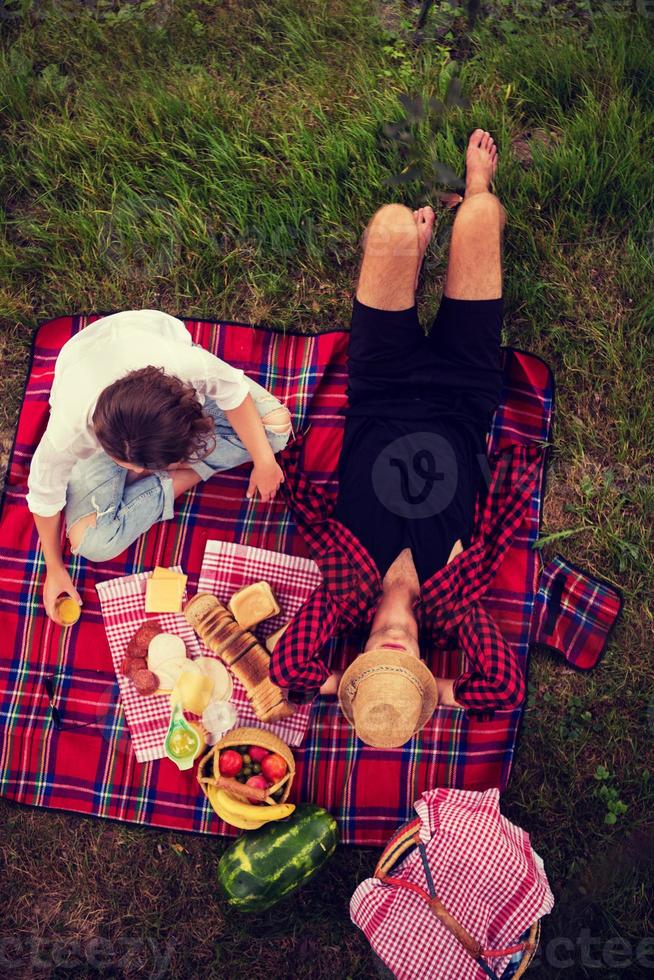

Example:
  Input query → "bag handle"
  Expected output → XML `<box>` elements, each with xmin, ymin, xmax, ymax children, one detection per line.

<box><xmin>374</xmin><ymin>817</ymin><xmax>422</xmax><ymax>879</ymax></box>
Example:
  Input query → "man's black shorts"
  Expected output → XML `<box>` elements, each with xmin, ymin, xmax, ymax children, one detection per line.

<box><xmin>345</xmin><ymin>293</ymin><xmax>504</xmax><ymax>427</ymax></box>
<box><xmin>335</xmin><ymin>294</ymin><xmax>504</xmax><ymax>582</ymax></box>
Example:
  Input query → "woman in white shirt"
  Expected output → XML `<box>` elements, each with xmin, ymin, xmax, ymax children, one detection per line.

<box><xmin>27</xmin><ymin>310</ymin><xmax>292</xmax><ymax>624</ymax></box>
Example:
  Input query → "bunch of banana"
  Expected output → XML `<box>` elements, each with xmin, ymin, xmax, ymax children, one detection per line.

<box><xmin>207</xmin><ymin>786</ymin><xmax>295</xmax><ymax>831</ymax></box>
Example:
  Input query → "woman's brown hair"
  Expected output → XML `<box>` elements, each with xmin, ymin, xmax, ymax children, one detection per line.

<box><xmin>92</xmin><ymin>366</ymin><xmax>216</xmax><ymax>469</ymax></box>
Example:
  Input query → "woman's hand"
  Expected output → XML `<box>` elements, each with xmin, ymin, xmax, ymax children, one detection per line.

<box><xmin>44</xmin><ymin>565</ymin><xmax>82</xmax><ymax>624</ymax></box>
<box><xmin>246</xmin><ymin>457</ymin><xmax>284</xmax><ymax>503</ymax></box>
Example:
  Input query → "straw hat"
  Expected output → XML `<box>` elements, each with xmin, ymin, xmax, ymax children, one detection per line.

<box><xmin>338</xmin><ymin>649</ymin><xmax>438</xmax><ymax>749</ymax></box>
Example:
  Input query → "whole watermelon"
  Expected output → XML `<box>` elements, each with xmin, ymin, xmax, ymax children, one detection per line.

<box><xmin>217</xmin><ymin>804</ymin><xmax>338</xmax><ymax>911</ymax></box>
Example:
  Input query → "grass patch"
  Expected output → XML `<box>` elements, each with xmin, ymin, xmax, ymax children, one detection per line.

<box><xmin>1</xmin><ymin>1</ymin><xmax>653</xmax><ymax>977</ymax></box>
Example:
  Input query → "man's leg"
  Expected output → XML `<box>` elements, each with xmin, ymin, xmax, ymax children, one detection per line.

<box><xmin>356</xmin><ymin>203</ymin><xmax>434</xmax><ymax>311</ymax></box>
<box><xmin>444</xmin><ymin>129</ymin><xmax>505</xmax><ymax>301</ymax></box>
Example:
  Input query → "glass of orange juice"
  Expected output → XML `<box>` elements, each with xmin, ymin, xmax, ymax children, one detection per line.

<box><xmin>55</xmin><ymin>595</ymin><xmax>81</xmax><ymax>626</ymax></box>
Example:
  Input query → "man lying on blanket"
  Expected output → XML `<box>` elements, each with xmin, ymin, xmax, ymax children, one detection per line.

<box><xmin>269</xmin><ymin>129</ymin><xmax>540</xmax><ymax>748</ymax></box>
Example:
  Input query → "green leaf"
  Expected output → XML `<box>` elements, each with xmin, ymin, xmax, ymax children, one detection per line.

<box><xmin>532</xmin><ymin>526</ymin><xmax>594</xmax><ymax>549</ymax></box>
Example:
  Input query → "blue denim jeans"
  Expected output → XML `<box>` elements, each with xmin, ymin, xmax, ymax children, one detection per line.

<box><xmin>65</xmin><ymin>375</ymin><xmax>290</xmax><ymax>562</ymax></box>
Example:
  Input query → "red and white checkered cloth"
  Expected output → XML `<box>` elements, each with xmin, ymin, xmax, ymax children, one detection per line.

<box><xmin>350</xmin><ymin>788</ymin><xmax>554</xmax><ymax>980</ymax></box>
<box><xmin>196</xmin><ymin>539</ymin><xmax>322</xmax><ymax>742</ymax></box>
<box><xmin>96</xmin><ymin>567</ymin><xmax>204</xmax><ymax>763</ymax></box>
<box><xmin>97</xmin><ymin>545</ymin><xmax>322</xmax><ymax>762</ymax></box>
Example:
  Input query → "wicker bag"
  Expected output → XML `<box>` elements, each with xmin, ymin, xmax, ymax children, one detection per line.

<box><xmin>197</xmin><ymin>726</ymin><xmax>295</xmax><ymax>808</ymax></box>
<box><xmin>372</xmin><ymin>818</ymin><xmax>541</xmax><ymax>979</ymax></box>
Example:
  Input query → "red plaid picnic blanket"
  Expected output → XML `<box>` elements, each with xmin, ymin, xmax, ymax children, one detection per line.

<box><xmin>0</xmin><ymin>314</ymin><xmax>553</xmax><ymax>844</ymax></box>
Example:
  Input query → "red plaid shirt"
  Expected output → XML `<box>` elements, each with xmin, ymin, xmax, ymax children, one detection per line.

<box><xmin>270</xmin><ymin>433</ymin><xmax>544</xmax><ymax>717</ymax></box>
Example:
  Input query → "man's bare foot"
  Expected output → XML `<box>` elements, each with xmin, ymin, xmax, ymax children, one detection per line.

<box><xmin>465</xmin><ymin>128</ymin><xmax>498</xmax><ymax>196</ymax></box>
<box><xmin>411</xmin><ymin>205</ymin><xmax>436</xmax><ymax>290</ymax></box>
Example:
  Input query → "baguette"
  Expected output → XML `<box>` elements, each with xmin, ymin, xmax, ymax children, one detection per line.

<box><xmin>184</xmin><ymin>592</ymin><xmax>295</xmax><ymax>722</ymax></box>
<box><xmin>201</xmin><ymin>617</ymin><xmax>243</xmax><ymax>659</ymax></box>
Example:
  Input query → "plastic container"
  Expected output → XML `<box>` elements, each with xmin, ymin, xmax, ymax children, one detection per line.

<box><xmin>202</xmin><ymin>701</ymin><xmax>238</xmax><ymax>745</ymax></box>
<box><xmin>164</xmin><ymin>701</ymin><xmax>203</xmax><ymax>771</ymax></box>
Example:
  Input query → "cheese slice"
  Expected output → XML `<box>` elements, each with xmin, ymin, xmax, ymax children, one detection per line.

<box><xmin>153</xmin><ymin>566</ymin><xmax>188</xmax><ymax>589</ymax></box>
<box><xmin>154</xmin><ymin>656</ymin><xmax>201</xmax><ymax>695</ymax></box>
<box><xmin>155</xmin><ymin>662</ymin><xmax>185</xmax><ymax>693</ymax></box>
<box><xmin>145</xmin><ymin>577</ymin><xmax>185</xmax><ymax>613</ymax></box>
<box><xmin>172</xmin><ymin>668</ymin><xmax>214</xmax><ymax>715</ymax></box>
<box><xmin>196</xmin><ymin>656</ymin><xmax>232</xmax><ymax>702</ymax></box>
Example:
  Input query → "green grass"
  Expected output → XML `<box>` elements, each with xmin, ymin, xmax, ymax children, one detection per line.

<box><xmin>1</xmin><ymin>1</ymin><xmax>653</xmax><ymax>977</ymax></box>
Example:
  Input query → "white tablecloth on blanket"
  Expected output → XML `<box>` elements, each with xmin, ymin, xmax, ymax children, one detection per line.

<box><xmin>96</xmin><ymin>567</ymin><xmax>202</xmax><ymax>763</ymax></box>
<box><xmin>97</xmin><ymin>545</ymin><xmax>322</xmax><ymax>763</ymax></box>
<box><xmin>196</xmin><ymin>539</ymin><xmax>322</xmax><ymax>742</ymax></box>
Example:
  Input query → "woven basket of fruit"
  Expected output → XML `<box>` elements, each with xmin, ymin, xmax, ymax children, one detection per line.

<box><xmin>197</xmin><ymin>726</ymin><xmax>296</xmax><ymax>830</ymax></box>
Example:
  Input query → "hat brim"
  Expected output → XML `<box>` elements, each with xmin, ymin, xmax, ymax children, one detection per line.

<box><xmin>338</xmin><ymin>648</ymin><xmax>439</xmax><ymax>747</ymax></box>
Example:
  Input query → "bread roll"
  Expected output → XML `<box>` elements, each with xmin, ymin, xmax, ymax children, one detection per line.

<box><xmin>228</xmin><ymin>581</ymin><xmax>280</xmax><ymax>630</ymax></box>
